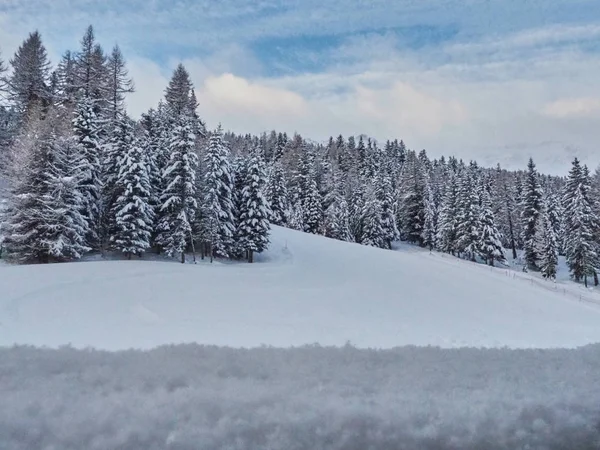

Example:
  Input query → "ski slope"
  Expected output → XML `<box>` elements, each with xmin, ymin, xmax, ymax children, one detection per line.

<box><xmin>1</xmin><ymin>226</ymin><xmax>600</xmax><ymax>350</ymax></box>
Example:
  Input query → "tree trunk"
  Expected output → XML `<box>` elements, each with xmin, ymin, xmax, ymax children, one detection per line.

<box><xmin>594</xmin><ymin>271</ymin><xmax>599</xmax><ymax>287</ymax></box>
<box><xmin>584</xmin><ymin>274</ymin><xmax>588</xmax><ymax>288</ymax></box>
<box><xmin>181</xmin><ymin>252</ymin><xmax>185</xmax><ymax>264</ymax></box>
<box><xmin>127</xmin><ymin>252</ymin><xmax>132</xmax><ymax>260</ymax></box>
<box><xmin>248</xmin><ymin>249</ymin><xmax>254</xmax><ymax>263</ymax></box>
<box><xmin>200</xmin><ymin>242</ymin><xmax>205</xmax><ymax>260</ymax></box>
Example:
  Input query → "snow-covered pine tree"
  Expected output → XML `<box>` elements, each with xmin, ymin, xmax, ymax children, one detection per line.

<box><xmin>436</xmin><ymin>170</ymin><xmax>459</xmax><ymax>254</ymax></box>
<box><xmin>53</xmin><ymin>51</ymin><xmax>77</xmax><ymax>108</ymax></box>
<box><xmin>101</xmin><ymin>115</ymin><xmax>134</xmax><ymax>249</ymax></box>
<box><xmin>156</xmin><ymin>115</ymin><xmax>198</xmax><ymax>263</ymax></box>
<box><xmin>349</xmin><ymin>184</ymin><xmax>365</xmax><ymax>243</ymax></box>
<box><xmin>375</xmin><ymin>170</ymin><xmax>399</xmax><ymax>249</ymax></box>
<box><xmin>5</xmin><ymin>31</ymin><xmax>51</xmax><ymax>120</ymax></box>
<box><xmin>230</xmin><ymin>155</ymin><xmax>249</xmax><ymax>257</ymax></box>
<box><xmin>544</xmin><ymin>192</ymin><xmax>563</xmax><ymax>255</ymax></box>
<box><xmin>1</xmin><ymin>111</ymin><xmax>90</xmax><ymax>262</ymax></box>
<box><xmin>455</xmin><ymin>163</ymin><xmax>481</xmax><ymax>261</ymax></box>
<box><xmin>302</xmin><ymin>176</ymin><xmax>322</xmax><ymax>234</ymax></box>
<box><xmin>422</xmin><ymin>177</ymin><xmax>437</xmax><ymax>251</ymax></box>
<box><xmin>540</xmin><ymin>206</ymin><xmax>558</xmax><ymax>280</ymax></box>
<box><xmin>72</xmin><ymin>95</ymin><xmax>103</xmax><ymax>248</ymax></box>
<box><xmin>562</xmin><ymin>160</ymin><xmax>599</xmax><ymax>286</ymax></box>
<box><xmin>521</xmin><ymin>158</ymin><xmax>543</xmax><ymax>270</ymax></box>
<box><xmin>139</xmin><ymin>108</ymin><xmax>162</xmax><ymax>223</ymax></box>
<box><xmin>361</xmin><ymin>192</ymin><xmax>386</xmax><ymax>248</ymax></box>
<box><xmin>201</xmin><ymin>125</ymin><xmax>236</xmax><ymax>258</ymax></box>
<box><xmin>400</xmin><ymin>150</ymin><xmax>425</xmax><ymax>245</ymax></box>
<box><xmin>237</xmin><ymin>152</ymin><xmax>270</xmax><ymax>262</ymax></box>
<box><xmin>111</xmin><ymin>135</ymin><xmax>154</xmax><ymax>259</ymax></box>
<box><xmin>165</xmin><ymin>64</ymin><xmax>193</xmax><ymax>117</ymax></box>
<box><xmin>478</xmin><ymin>181</ymin><xmax>505</xmax><ymax>266</ymax></box>
<box><xmin>265</xmin><ymin>163</ymin><xmax>289</xmax><ymax>226</ymax></box>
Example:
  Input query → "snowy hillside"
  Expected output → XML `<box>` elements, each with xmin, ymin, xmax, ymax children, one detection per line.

<box><xmin>2</xmin><ymin>225</ymin><xmax>600</xmax><ymax>350</ymax></box>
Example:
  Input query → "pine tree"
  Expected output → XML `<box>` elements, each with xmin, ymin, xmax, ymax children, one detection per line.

<box><xmin>455</xmin><ymin>165</ymin><xmax>481</xmax><ymax>261</ymax></box>
<box><xmin>101</xmin><ymin>115</ymin><xmax>134</xmax><ymax>249</ymax></box>
<box><xmin>302</xmin><ymin>177</ymin><xmax>322</xmax><ymax>234</ymax></box>
<box><xmin>106</xmin><ymin>45</ymin><xmax>134</xmax><ymax>121</ymax></box>
<box><xmin>400</xmin><ymin>151</ymin><xmax>425</xmax><ymax>245</ymax></box>
<box><xmin>111</xmin><ymin>136</ymin><xmax>154</xmax><ymax>258</ymax></box>
<box><xmin>231</xmin><ymin>156</ymin><xmax>249</xmax><ymax>257</ymax></box>
<box><xmin>265</xmin><ymin>163</ymin><xmax>289</xmax><ymax>226</ymax></box>
<box><xmin>540</xmin><ymin>208</ymin><xmax>558</xmax><ymax>280</ymax></box>
<box><xmin>54</xmin><ymin>51</ymin><xmax>77</xmax><ymax>107</ymax></box>
<box><xmin>436</xmin><ymin>170</ymin><xmax>459</xmax><ymax>254</ymax></box>
<box><xmin>349</xmin><ymin>184</ymin><xmax>365</xmax><ymax>243</ymax></box>
<box><xmin>202</xmin><ymin>125</ymin><xmax>236</xmax><ymax>258</ymax></box>
<box><xmin>1</xmin><ymin>113</ymin><xmax>89</xmax><ymax>262</ymax></box>
<box><xmin>521</xmin><ymin>158</ymin><xmax>543</xmax><ymax>270</ymax></box>
<box><xmin>73</xmin><ymin>26</ymin><xmax>109</xmax><ymax>113</ymax></box>
<box><xmin>156</xmin><ymin>115</ymin><xmax>198</xmax><ymax>263</ymax></box>
<box><xmin>5</xmin><ymin>31</ymin><xmax>51</xmax><ymax>119</ymax></box>
<box><xmin>422</xmin><ymin>178</ymin><xmax>437</xmax><ymax>251</ymax></box>
<box><xmin>478</xmin><ymin>183</ymin><xmax>505</xmax><ymax>266</ymax></box>
<box><xmin>40</xmin><ymin>134</ymin><xmax>90</xmax><ymax>261</ymax></box>
<box><xmin>375</xmin><ymin>170</ymin><xmax>399</xmax><ymax>249</ymax></box>
<box><xmin>563</xmin><ymin>160</ymin><xmax>598</xmax><ymax>286</ymax></box>
<box><xmin>165</xmin><ymin>64</ymin><xmax>193</xmax><ymax>117</ymax></box>
<box><xmin>237</xmin><ymin>152</ymin><xmax>270</xmax><ymax>262</ymax></box>
<box><xmin>361</xmin><ymin>194</ymin><xmax>386</xmax><ymax>248</ymax></box>
<box><xmin>72</xmin><ymin>95</ymin><xmax>103</xmax><ymax>248</ymax></box>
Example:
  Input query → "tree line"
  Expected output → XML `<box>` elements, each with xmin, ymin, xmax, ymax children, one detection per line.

<box><xmin>0</xmin><ymin>27</ymin><xmax>599</xmax><ymax>286</ymax></box>
<box><xmin>0</xmin><ymin>27</ymin><xmax>269</xmax><ymax>264</ymax></box>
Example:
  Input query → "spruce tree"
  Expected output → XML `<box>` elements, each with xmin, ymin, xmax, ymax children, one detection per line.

<box><xmin>302</xmin><ymin>177</ymin><xmax>322</xmax><ymax>234</ymax></box>
<box><xmin>237</xmin><ymin>152</ymin><xmax>270</xmax><ymax>262</ymax></box>
<box><xmin>265</xmin><ymin>163</ymin><xmax>289</xmax><ymax>226</ymax></box>
<box><xmin>400</xmin><ymin>151</ymin><xmax>425</xmax><ymax>245</ymax></box>
<box><xmin>41</xmin><ymin>134</ymin><xmax>90</xmax><ymax>261</ymax></box>
<box><xmin>455</xmin><ymin>165</ymin><xmax>481</xmax><ymax>261</ymax></box>
<box><xmin>101</xmin><ymin>115</ymin><xmax>134</xmax><ymax>248</ymax></box>
<box><xmin>422</xmin><ymin>179</ymin><xmax>437</xmax><ymax>251</ymax></box>
<box><xmin>165</xmin><ymin>64</ymin><xmax>193</xmax><ymax>117</ymax></box>
<box><xmin>156</xmin><ymin>115</ymin><xmax>198</xmax><ymax>263</ymax></box>
<box><xmin>478</xmin><ymin>183</ymin><xmax>505</xmax><ymax>266</ymax></box>
<box><xmin>361</xmin><ymin>194</ymin><xmax>386</xmax><ymax>248</ymax></box>
<box><xmin>54</xmin><ymin>51</ymin><xmax>77</xmax><ymax>107</ymax></box>
<box><xmin>6</xmin><ymin>31</ymin><xmax>51</xmax><ymax>119</ymax></box>
<box><xmin>563</xmin><ymin>160</ymin><xmax>598</xmax><ymax>286</ymax></box>
<box><xmin>521</xmin><ymin>158</ymin><xmax>543</xmax><ymax>270</ymax></box>
<box><xmin>111</xmin><ymin>136</ymin><xmax>154</xmax><ymax>258</ymax></box>
<box><xmin>202</xmin><ymin>125</ymin><xmax>236</xmax><ymax>258</ymax></box>
<box><xmin>1</xmin><ymin>113</ymin><xmax>89</xmax><ymax>262</ymax></box>
<box><xmin>436</xmin><ymin>170</ymin><xmax>459</xmax><ymax>254</ymax></box>
<box><xmin>72</xmin><ymin>95</ymin><xmax>103</xmax><ymax>247</ymax></box>
<box><xmin>375</xmin><ymin>170</ymin><xmax>399</xmax><ymax>249</ymax></box>
<box><xmin>540</xmin><ymin>208</ymin><xmax>558</xmax><ymax>280</ymax></box>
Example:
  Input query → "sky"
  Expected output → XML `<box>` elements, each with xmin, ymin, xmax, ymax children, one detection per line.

<box><xmin>1</xmin><ymin>0</ymin><xmax>600</xmax><ymax>173</ymax></box>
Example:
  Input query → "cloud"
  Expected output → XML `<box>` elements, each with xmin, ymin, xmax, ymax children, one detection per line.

<box><xmin>200</xmin><ymin>73</ymin><xmax>308</xmax><ymax>120</ymax></box>
<box><xmin>542</xmin><ymin>98</ymin><xmax>600</xmax><ymax>119</ymax></box>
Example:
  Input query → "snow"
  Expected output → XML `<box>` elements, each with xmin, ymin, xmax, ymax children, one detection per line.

<box><xmin>1</xmin><ymin>344</ymin><xmax>600</xmax><ymax>449</ymax></box>
<box><xmin>2</xmin><ymin>225</ymin><xmax>600</xmax><ymax>350</ymax></box>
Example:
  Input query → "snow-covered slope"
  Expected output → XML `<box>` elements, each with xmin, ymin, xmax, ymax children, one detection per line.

<box><xmin>1</xmin><ymin>225</ymin><xmax>600</xmax><ymax>350</ymax></box>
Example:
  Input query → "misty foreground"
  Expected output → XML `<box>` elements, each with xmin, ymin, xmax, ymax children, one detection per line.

<box><xmin>2</xmin><ymin>344</ymin><xmax>600</xmax><ymax>450</ymax></box>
